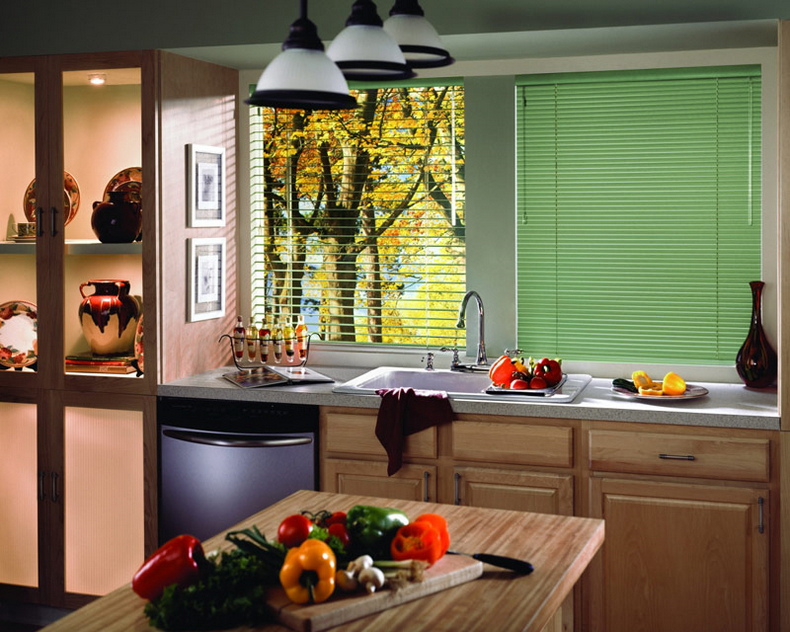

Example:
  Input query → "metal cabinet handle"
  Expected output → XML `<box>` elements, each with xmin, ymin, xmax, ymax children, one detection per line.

<box><xmin>38</xmin><ymin>471</ymin><xmax>46</xmax><ymax>501</ymax></box>
<box><xmin>423</xmin><ymin>471</ymin><xmax>429</xmax><ymax>502</ymax></box>
<box><xmin>163</xmin><ymin>428</ymin><xmax>312</xmax><ymax>448</ymax></box>
<box><xmin>758</xmin><ymin>497</ymin><xmax>764</xmax><ymax>534</ymax></box>
<box><xmin>50</xmin><ymin>206</ymin><xmax>57</xmax><ymax>237</ymax></box>
<box><xmin>454</xmin><ymin>472</ymin><xmax>461</xmax><ymax>505</ymax></box>
<box><xmin>51</xmin><ymin>472</ymin><xmax>59</xmax><ymax>503</ymax></box>
<box><xmin>658</xmin><ymin>453</ymin><xmax>695</xmax><ymax>461</ymax></box>
<box><xmin>35</xmin><ymin>207</ymin><xmax>44</xmax><ymax>236</ymax></box>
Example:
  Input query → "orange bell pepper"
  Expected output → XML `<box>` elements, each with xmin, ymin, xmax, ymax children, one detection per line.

<box><xmin>413</xmin><ymin>513</ymin><xmax>450</xmax><ymax>556</ymax></box>
<box><xmin>489</xmin><ymin>355</ymin><xmax>516</xmax><ymax>385</ymax></box>
<box><xmin>279</xmin><ymin>538</ymin><xmax>336</xmax><ymax>604</ymax></box>
<box><xmin>391</xmin><ymin>522</ymin><xmax>443</xmax><ymax>566</ymax></box>
<box><xmin>662</xmin><ymin>371</ymin><xmax>686</xmax><ymax>396</ymax></box>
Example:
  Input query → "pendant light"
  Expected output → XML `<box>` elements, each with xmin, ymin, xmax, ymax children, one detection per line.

<box><xmin>383</xmin><ymin>0</ymin><xmax>454</xmax><ymax>69</ymax></box>
<box><xmin>246</xmin><ymin>0</ymin><xmax>357</xmax><ymax>110</ymax></box>
<box><xmin>327</xmin><ymin>0</ymin><xmax>415</xmax><ymax>81</ymax></box>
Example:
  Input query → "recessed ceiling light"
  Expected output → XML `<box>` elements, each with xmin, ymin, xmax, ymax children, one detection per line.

<box><xmin>89</xmin><ymin>74</ymin><xmax>106</xmax><ymax>86</ymax></box>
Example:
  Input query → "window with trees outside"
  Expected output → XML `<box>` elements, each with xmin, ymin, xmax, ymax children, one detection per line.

<box><xmin>249</xmin><ymin>82</ymin><xmax>465</xmax><ymax>348</ymax></box>
<box><xmin>516</xmin><ymin>65</ymin><xmax>762</xmax><ymax>365</ymax></box>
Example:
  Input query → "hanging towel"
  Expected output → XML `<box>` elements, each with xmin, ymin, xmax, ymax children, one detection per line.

<box><xmin>375</xmin><ymin>387</ymin><xmax>454</xmax><ymax>476</ymax></box>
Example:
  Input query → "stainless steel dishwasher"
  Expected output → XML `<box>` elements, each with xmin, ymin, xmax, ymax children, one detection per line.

<box><xmin>157</xmin><ymin>396</ymin><xmax>318</xmax><ymax>545</ymax></box>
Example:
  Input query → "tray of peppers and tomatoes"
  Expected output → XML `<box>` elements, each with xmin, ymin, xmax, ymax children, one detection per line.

<box><xmin>486</xmin><ymin>354</ymin><xmax>566</xmax><ymax>396</ymax></box>
<box><xmin>131</xmin><ymin>505</ymin><xmax>459</xmax><ymax>631</ymax></box>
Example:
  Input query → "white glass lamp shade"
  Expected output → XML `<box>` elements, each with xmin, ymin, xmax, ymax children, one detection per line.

<box><xmin>247</xmin><ymin>48</ymin><xmax>358</xmax><ymax>110</ymax></box>
<box><xmin>383</xmin><ymin>13</ymin><xmax>454</xmax><ymax>68</ymax></box>
<box><xmin>328</xmin><ymin>24</ymin><xmax>415</xmax><ymax>80</ymax></box>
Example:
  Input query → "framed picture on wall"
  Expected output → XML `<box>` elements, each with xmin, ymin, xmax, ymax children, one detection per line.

<box><xmin>187</xmin><ymin>144</ymin><xmax>225</xmax><ymax>227</ymax></box>
<box><xmin>188</xmin><ymin>237</ymin><xmax>226</xmax><ymax>321</ymax></box>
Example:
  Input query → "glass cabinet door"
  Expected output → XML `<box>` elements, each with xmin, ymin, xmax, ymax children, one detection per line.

<box><xmin>0</xmin><ymin>401</ymin><xmax>39</xmax><ymax>588</ymax></box>
<box><xmin>60</xmin><ymin>64</ymin><xmax>143</xmax><ymax>380</ymax></box>
<box><xmin>0</xmin><ymin>69</ymin><xmax>39</xmax><ymax>378</ymax></box>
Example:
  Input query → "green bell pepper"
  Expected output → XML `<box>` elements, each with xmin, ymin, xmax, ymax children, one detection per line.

<box><xmin>346</xmin><ymin>505</ymin><xmax>409</xmax><ymax>559</ymax></box>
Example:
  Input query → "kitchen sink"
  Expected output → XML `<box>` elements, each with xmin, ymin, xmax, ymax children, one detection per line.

<box><xmin>332</xmin><ymin>366</ymin><xmax>591</xmax><ymax>403</ymax></box>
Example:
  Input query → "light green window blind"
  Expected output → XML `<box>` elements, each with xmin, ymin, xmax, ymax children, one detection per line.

<box><xmin>516</xmin><ymin>66</ymin><xmax>761</xmax><ymax>364</ymax></box>
<box><xmin>250</xmin><ymin>82</ymin><xmax>465</xmax><ymax>347</ymax></box>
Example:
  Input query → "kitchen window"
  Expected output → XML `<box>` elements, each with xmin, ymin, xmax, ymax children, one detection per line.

<box><xmin>516</xmin><ymin>66</ymin><xmax>762</xmax><ymax>365</ymax></box>
<box><xmin>249</xmin><ymin>82</ymin><xmax>465</xmax><ymax>347</ymax></box>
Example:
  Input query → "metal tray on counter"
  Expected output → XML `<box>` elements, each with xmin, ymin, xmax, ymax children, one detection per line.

<box><xmin>485</xmin><ymin>373</ymin><xmax>568</xmax><ymax>397</ymax></box>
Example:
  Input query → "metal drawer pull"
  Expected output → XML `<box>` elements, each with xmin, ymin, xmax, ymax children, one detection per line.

<box><xmin>50</xmin><ymin>206</ymin><xmax>58</xmax><ymax>236</ymax></box>
<box><xmin>51</xmin><ymin>472</ymin><xmax>59</xmax><ymax>503</ymax></box>
<box><xmin>38</xmin><ymin>471</ymin><xmax>46</xmax><ymax>501</ymax></box>
<box><xmin>758</xmin><ymin>497</ymin><xmax>764</xmax><ymax>534</ymax></box>
<box><xmin>163</xmin><ymin>429</ymin><xmax>312</xmax><ymax>448</ymax></box>
<box><xmin>423</xmin><ymin>471</ymin><xmax>429</xmax><ymax>502</ymax></box>
<box><xmin>454</xmin><ymin>472</ymin><xmax>461</xmax><ymax>505</ymax></box>
<box><xmin>658</xmin><ymin>453</ymin><xmax>695</xmax><ymax>461</ymax></box>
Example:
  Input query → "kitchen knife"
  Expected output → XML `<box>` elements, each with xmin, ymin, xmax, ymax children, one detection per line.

<box><xmin>447</xmin><ymin>550</ymin><xmax>534</xmax><ymax>575</ymax></box>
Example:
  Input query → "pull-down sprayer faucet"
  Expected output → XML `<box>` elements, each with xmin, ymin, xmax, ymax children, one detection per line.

<box><xmin>455</xmin><ymin>290</ymin><xmax>488</xmax><ymax>370</ymax></box>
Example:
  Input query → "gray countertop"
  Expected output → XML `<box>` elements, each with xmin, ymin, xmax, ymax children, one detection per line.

<box><xmin>158</xmin><ymin>365</ymin><xmax>780</xmax><ymax>431</ymax></box>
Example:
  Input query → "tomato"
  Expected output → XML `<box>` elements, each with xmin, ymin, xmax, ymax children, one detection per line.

<box><xmin>529</xmin><ymin>375</ymin><xmax>548</xmax><ymax>389</ymax></box>
<box><xmin>327</xmin><ymin>522</ymin><xmax>350</xmax><ymax>546</ymax></box>
<box><xmin>277</xmin><ymin>514</ymin><xmax>313</xmax><ymax>548</ymax></box>
<box><xmin>324</xmin><ymin>511</ymin><xmax>346</xmax><ymax>527</ymax></box>
<box><xmin>510</xmin><ymin>378</ymin><xmax>529</xmax><ymax>390</ymax></box>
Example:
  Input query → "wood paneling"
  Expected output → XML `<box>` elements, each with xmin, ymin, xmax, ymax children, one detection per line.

<box><xmin>158</xmin><ymin>51</ymin><xmax>239</xmax><ymax>384</ymax></box>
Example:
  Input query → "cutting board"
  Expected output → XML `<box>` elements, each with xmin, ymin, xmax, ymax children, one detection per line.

<box><xmin>265</xmin><ymin>554</ymin><xmax>483</xmax><ymax>632</ymax></box>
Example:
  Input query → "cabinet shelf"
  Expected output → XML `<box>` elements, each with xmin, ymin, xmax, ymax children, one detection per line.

<box><xmin>0</xmin><ymin>239</ymin><xmax>142</xmax><ymax>255</ymax></box>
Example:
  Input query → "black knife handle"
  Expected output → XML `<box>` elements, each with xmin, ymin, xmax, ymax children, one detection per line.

<box><xmin>472</xmin><ymin>553</ymin><xmax>534</xmax><ymax>575</ymax></box>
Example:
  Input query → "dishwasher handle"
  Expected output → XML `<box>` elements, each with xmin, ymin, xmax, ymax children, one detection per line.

<box><xmin>163</xmin><ymin>428</ymin><xmax>313</xmax><ymax>448</ymax></box>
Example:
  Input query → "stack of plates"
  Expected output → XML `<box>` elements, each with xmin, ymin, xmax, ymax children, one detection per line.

<box><xmin>12</xmin><ymin>234</ymin><xmax>36</xmax><ymax>243</ymax></box>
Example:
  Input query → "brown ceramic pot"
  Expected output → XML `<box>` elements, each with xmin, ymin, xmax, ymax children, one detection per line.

<box><xmin>91</xmin><ymin>190</ymin><xmax>142</xmax><ymax>243</ymax></box>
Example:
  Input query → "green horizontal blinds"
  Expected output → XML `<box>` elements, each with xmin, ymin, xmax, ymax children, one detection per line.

<box><xmin>516</xmin><ymin>67</ymin><xmax>761</xmax><ymax>364</ymax></box>
<box><xmin>249</xmin><ymin>83</ymin><xmax>465</xmax><ymax>347</ymax></box>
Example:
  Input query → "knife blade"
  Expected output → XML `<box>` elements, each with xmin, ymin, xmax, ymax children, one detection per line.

<box><xmin>447</xmin><ymin>550</ymin><xmax>534</xmax><ymax>575</ymax></box>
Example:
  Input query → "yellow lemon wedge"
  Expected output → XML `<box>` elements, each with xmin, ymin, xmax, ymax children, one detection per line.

<box><xmin>662</xmin><ymin>371</ymin><xmax>686</xmax><ymax>396</ymax></box>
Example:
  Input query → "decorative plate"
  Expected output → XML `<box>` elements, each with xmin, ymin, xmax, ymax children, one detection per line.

<box><xmin>23</xmin><ymin>171</ymin><xmax>81</xmax><ymax>226</ymax></box>
<box><xmin>0</xmin><ymin>300</ymin><xmax>38</xmax><ymax>369</ymax></box>
<box><xmin>611</xmin><ymin>383</ymin><xmax>709</xmax><ymax>401</ymax></box>
<box><xmin>103</xmin><ymin>167</ymin><xmax>142</xmax><ymax>205</ymax></box>
<box><xmin>134</xmin><ymin>313</ymin><xmax>144</xmax><ymax>374</ymax></box>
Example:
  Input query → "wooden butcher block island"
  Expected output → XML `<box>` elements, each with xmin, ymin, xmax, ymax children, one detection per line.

<box><xmin>43</xmin><ymin>491</ymin><xmax>605</xmax><ymax>632</ymax></box>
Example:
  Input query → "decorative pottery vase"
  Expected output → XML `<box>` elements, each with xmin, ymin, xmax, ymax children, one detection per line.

<box><xmin>91</xmin><ymin>190</ymin><xmax>142</xmax><ymax>244</ymax></box>
<box><xmin>735</xmin><ymin>281</ymin><xmax>777</xmax><ymax>388</ymax></box>
<box><xmin>78</xmin><ymin>280</ymin><xmax>139</xmax><ymax>355</ymax></box>
<box><xmin>134</xmin><ymin>313</ymin><xmax>144</xmax><ymax>373</ymax></box>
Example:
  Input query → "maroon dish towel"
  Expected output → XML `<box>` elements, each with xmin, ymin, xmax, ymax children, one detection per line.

<box><xmin>375</xmin><ymin>387</ymin><xmax>454</xmax><ymax>476</ymax></box>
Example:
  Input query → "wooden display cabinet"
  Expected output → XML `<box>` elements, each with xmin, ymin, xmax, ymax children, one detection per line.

<box><xmin>0</xmin><ymin>50</ymin><xmax>238</xmax><ymax>607</ymax></box>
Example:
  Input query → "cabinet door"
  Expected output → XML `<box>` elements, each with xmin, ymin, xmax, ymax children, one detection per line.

<box><xmin>0</xmin><ymin>61</ymin><xmax>43</xmax><ymax>389</ymax></box>
<box><xmin>48</xmin><ymin>391</ymin><xmax>155</xmax><ymax>607</ymax></box>
<box><xmin>323</xmin><ymin>458</ymin><xmax>437</xmax><ymax>502</ymax></box>
<box><xmin>0</xmin><ymin>396</ymin><xmax>40</xmax><ymax>601</ymax></box>
<box><xmin>586</xmin><ymin>477</ymin><xmax>768</xmax><ymax>632</ymax></box>
<box><xmin>454</xmin><ymin>466</ymin><xmax>573</xmax><ymax>632</ymax></box>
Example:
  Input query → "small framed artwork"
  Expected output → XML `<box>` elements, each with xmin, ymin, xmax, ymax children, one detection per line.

<box><xmin>187</xmin><ymin>144</ymin><xmax>226</xmax><ymax>227</ymax></box>
<box><xmin>188</xmin><ymin>237</ymin><xmax>226</xmax><ymax>322</ymax></box>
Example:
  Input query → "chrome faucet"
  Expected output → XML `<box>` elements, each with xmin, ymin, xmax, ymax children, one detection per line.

<box><xmin>455</xmin><ymin>290</ymin><xmax>488</xmax><ymax>371</ymax></box>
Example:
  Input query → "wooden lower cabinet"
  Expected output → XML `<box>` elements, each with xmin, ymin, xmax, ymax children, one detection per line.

<box><xmin>585</xmin><ymin>476</ymin><xmax>769</xmax><ymax>632</ymax></box>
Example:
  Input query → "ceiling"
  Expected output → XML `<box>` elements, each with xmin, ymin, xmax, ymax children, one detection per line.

<box><xmin>2</xmin><ymin>0</ymin><xmax>788</xmax><ymax>63</ymax></box>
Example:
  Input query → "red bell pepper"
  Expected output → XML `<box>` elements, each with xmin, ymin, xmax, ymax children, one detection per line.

<box><xmin>131</xmin><ymin>534</ymin><xmax>206</xmax><ymax>601</ymax></box>
<box><xmin>391</xmin><ymin>521</ymin><xmax>443</xmax><ymax>566</ymax></box>
<box><xmin>534</xmin><ymin>358</ymin><xmax>562</xmax><ymax>387</ymax></box>
<box><xmin>488</xmin><ymin>355</ymin><xmax>516</xmax><ymax>386</ymax></box>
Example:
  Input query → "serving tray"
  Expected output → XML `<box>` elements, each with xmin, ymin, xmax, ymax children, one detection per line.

<box><xmin>486</xmin><ymin>373</ymin><xmax>568</xmax><ymax>397</ymax></box>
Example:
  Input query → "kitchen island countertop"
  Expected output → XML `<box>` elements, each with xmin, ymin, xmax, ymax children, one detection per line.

<box><xmin>159</xmin><ymin>365</ymin><xmax>780</xmax><ymax>431</ymax></box>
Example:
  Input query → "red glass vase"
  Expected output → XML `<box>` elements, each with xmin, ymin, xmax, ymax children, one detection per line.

<box><xmin>735</xmin><ymin>281</ymin><xmax>777</xmax><ymax>388</ymax></box>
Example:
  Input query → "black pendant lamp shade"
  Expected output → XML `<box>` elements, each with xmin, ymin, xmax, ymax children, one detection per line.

<box><xmin>383</xmin><ymin>0</ymin><xmax>454</xmax><ymax>68</ymax></box>
<box><xmin>246</xmin><ymin>0</ymin><xmax>358</xmax><ymax>110</ymax></box>
<box><xmin>327</xmin><ymin>0</ymin><xmax>415</xmax><ymax>81</ymax></box>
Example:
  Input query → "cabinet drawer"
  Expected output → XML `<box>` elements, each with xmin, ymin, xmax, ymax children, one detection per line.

<box><xmin>588</xmin><ymin>429</ymin><xmax>770</xmax><ymax>482</ymax></box>
<box><xmin>452</xmin><ymin>421</ymin><xmax>573</xmax><ymax>468</ymax></box>
<box><xmin>323</xmin><ymin>412</ymin><xmax>437</xmax><ymax>459</ymax></box>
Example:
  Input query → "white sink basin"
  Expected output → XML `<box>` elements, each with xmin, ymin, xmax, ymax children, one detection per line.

<box><xmin>332</xmin><ymin>366</ymin><xmax>591</xmax><ymax>403</ymax></box>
